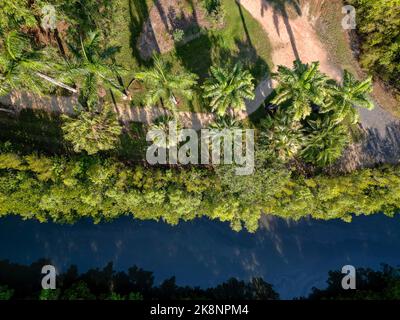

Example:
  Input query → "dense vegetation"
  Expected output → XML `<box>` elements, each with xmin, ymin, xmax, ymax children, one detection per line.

<box><xmin>0</xmin><ymin>0</ymin><xmax>398</xmax><ymax>231</ymax></box>
<box><xmin>2</xmin><ymin>259</ymin><xmax>400</xmax><ymax>300</ymax></box>
<box><xmin>1</xmin><ymin>145</ymin><xmax>400</xmax><ymax>232</ymax></box>
<box><xmin>0</xmin><ymin>259</ymin><xmax>279</xmax><ymax>300</ymax></box>
<box><xmin>347</xmin><ymin>0</ymin><xmax>400</xmax><ymax>96</ymax></box>
<box><xmin>308</xmin><ymin>264</ymin><xmax>400</xmax><ymax>300</ymax></box>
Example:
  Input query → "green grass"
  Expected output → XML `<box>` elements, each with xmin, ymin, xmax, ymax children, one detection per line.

<box><xmin>0</xmin><ymin>109</ymin><xmax>148</xmax><ymax>161</ymax></box>
<box><xmin>111</xmin><ymin>0</ymin><xmax>273</xmax><ymax>112</ymax></box>
<box><xmin>313</xmin><ymin>0</ymin><xmax>358</xmax><ymax>74</ymax></box>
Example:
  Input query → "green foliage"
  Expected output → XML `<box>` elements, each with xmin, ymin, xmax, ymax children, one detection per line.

<box><xmin>348</xmin><ymin>0</ymin><xmax>400</xmax><ymax>90</ymax></box>
<box><xmin>266</xmin><ymin>60</ymin><xmax>373</xmax><ymax>166</ymax></box>
<box><xmin>272</xmin><ymin>60</ymin><xmax>328</xmax><ymax>121</ymax></box>
<box><xmin>0</xmin><ymin>285</ymin><xmax>14</xmax><ymax>300</ymax></box>
<box><xmin>326</xmin><ymin>70</ymin><xmax>374</xmax><ymax>124</ymax></box>
<box><xmin>62</xmin><ymin>281</ymin><xmax>96</xmax><ymax>300</ymax></box>
<box><xmin>62</xmin><ymin>104</ymin><xmax>122</xmax><ymax>155</ymax></box>
<box><xmin>301</xmin><ymin>117</ymin><xmax>350</xmax><ymax>167</ymax></box>
<box><xmin>172</xmin><ymin>29</ymin><xmax>185</xmax><ymax>43</ymax></box>
<box><xmin>135</xmin><ymin>55</ymin><xmax>198</xmax><ymax>117</ymax></box>
<box><xmin>65</xmin><ymin>30</ymin><xmax>127</xmax><ymax>104</ymax></box>
<box><xmin>39</xmin><ymin>288</ymin><xmax>61</xmax><ymax>300</ymax></box>
<box><xmin>259</xmin><ymin>109</ymin><xmax>304</xmax><ymax>161</ymax></box>
<box><xmin>0</xmin><ymin>31</ymin><xmax>54</xmax><ymax>96</ymax></box>
<box><xmin>0</xmin><ymin>149</ymin><xmax>400</xmax><ymax>231</ymax></box>
<box><xmin>203</xmin><ymin>0</ymin><xmax>222</xmax><ymax>15</ymax></box>
<box><xmin>0</xmin><ymin>0</ymin><xmax>37</xmax><ymax>33</ymax></box>
<box><xmin>202</xmin><ymin>63</ymin><xmax>255</xmax><ymax>116</ymax></box>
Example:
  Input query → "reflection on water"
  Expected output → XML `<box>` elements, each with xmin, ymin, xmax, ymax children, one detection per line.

<box><xmin>0</xmin><ymin>214</ymin><xmax>400</xmax><ymax>299</ymax></box>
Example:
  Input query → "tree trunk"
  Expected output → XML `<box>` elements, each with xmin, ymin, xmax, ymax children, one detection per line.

<box><xmin>35</xmin><ymin>72</ymin><xmax>78</xmax><ymax>93</ymax></box>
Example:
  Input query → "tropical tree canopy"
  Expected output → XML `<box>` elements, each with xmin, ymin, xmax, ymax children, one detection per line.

<box><xmin>326</xmin><ymin>70</ymin><xmax>374</xmax><ymax>124</ymax></box>
<box><xmin>202</xmin><ymin>63</ymin><xmax>255</xmax><ymax>116</ymax></box>
<box><xmin>301</xmin><ymin>117</ymin><xmax>350</xmax><ymax>167</ymax></box>
<box><xmin>65</xmin><ymin>31</ymin><xmax>127</xmax><ymax>105</ymax></box>
<box><xmin>62</xmin><ymin>103</ymin><xmax>122</xmax><ymax>155</ymax></box>
<box><xmin>0</xmin><ymin>31</ymin><xmax>54</xmax><ymax>95</ymax></box>
<box><xmin>135</xmin><ymin>56</ymin><xmax>198</xmax><ymax>117</ymax></box>
<box><xmin>272</xmin><ymin>60</ymin><xmax>329</xmax><ymax>121</ymax></box>
<box><xmin>259</xmin><ymin>108</ymin><xmax>304</xmax><ymax>162</ymax></box>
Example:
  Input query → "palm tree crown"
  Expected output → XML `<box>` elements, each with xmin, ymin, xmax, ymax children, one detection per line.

<box><xmin>301</xmin><ymin>116</ymin><xmax>349</xmax><ymax>166</ymax></box>
<box><xmin>326</xmin><ymin>70</ymin><xmax>374</xmax><ymax>124</ymax></box>
<box><xmin>272</xmin><ymin>60</ymin><xmax>329</xmax><ymax>121</ymax></box>
<box><xmin>65</xmin><ymin>31</ymin><xmax>127</xmax><ymax>105</ymax></box>
<box><xmin>260</xmin><ymin>108</ymin><xmax>304</xmax><ymax>161</ymax></box>
<box><xmin>135</xmin><ymin>55</ymin><xmax>198</xmax><ymax>118</ymax></box>
<box><xmin>202</xmin><ymin>63</ymin><xmax>255</xmax><ymax>116</ymax></box>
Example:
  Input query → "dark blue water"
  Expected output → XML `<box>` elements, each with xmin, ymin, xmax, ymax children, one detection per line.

<box><xmin>0</xmin><ymin>214</ymin><xmax>400</xmax><ymax>299</ymax></box>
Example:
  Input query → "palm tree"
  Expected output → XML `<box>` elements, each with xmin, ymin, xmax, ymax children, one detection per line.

<box><xmin>326</xmin><ymin>70</ymin><xmax>374</xmax><ymax>124</ymax></box>
<box><xmin>271</xmin><ymin>60</ymin><xmax>329</xmax><ymax>121</ymax></box>
<box><xmin>202</xmin><ymin>63</ymin><xmax>255</xmax><ymax>116</ymax></box>
<box><xmin>259</xmin><ymin>108</ymin><xmax>304</xmax><ymax>161</ymax></box>
<box><xmin>301</xmin><ymin>116</ymin><xmax>349</xmax><ymax>167</ymax></box>
<box><xmin>0</xmin><ymin>31</ymin><xmax>77</xmax><ymax>96</ymax></box>
<box><xmin>65</xmin><ymin>31</ymin><xmax>129</xmax><ymax>103</ymax></box>
<box><xmin>62</xmin><ymin>103</ymin><xmax>122</xmax><ymax>155</ymax></box>
<box><xmin>135</xmin><ymin>55</ymin><xmax>198</xmax><ymax>118</ymax></box>
<box><xmin>208</xmin><ymin>114</ymin><xmax>242</xmax><ymax>131</ymax></box>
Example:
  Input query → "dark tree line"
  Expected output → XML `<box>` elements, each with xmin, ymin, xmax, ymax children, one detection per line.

<box><xmin>0</xmin><ymin>259</ymin><xmax>279</xmax><ymax>300</ymax></box>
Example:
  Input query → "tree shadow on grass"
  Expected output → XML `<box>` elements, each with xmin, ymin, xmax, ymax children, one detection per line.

<box><xmin>128</xmin><ymin>0</ymin><xmax>156</xmax><ymax>66</ymax></box>
<box><xmin>0</xmin><ymin>109</ymin><xmax>68</xmax><ymax>155</ymax></box>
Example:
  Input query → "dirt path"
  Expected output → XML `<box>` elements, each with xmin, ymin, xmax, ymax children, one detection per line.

<box><xmin>238</xmin><ymin>0</ymin><xmax>342</xmax><ymax>80</ymax></box>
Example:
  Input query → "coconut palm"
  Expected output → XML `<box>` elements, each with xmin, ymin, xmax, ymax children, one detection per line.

<box><xmin>208</xmin><ymin>114</ymin><xmax>242</xmax><ymax>131</ymax></box>
<box><xmin>259</xmin><ymin>108</ymin><xmax>304</xmax><ymax>161</ymax></box>
<box><xmin>62</xmin><ymin>103</ymin><xmax>122</xmax><ymax>155</ymax></box>
<box><xmin>301</xmin><ymin>116</ymin><xmax>349</xmax><ymax>167</ymax></box>
<box><xmin>326</xmin><ymin>70</ymin><xmax>374</xmax><ymax>124</ymax></box>
<box><xmin>272</xmin><ymin>60</ymin><xmax>329</xmax><ymax>121</ymax></box>
<box><xmin>65</xmin><ymin>31</ymin><xmax>129</xmax><ymax>104</ymax></box>
<box><xmin>202</xmin><ymin>63</ymin><xmax>255</xmax><ymax>116</ymax></box>
<box><xmin>0</xmin><ymin>31</ymin><xmax>77</xmax><ymax>96</ymax></box>
<box><xmin>135</xmin><ymin>56</ymin><xmax>198</xmax><ymax>118</ymax></box>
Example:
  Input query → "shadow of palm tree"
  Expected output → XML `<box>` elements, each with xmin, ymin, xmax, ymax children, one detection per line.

<box><xmin>266</xmin><ymin>0</ymin><xmax>302</xmax><ymax>60</ymax></box>
<box><xmin>128</xmin><ymin>0</ymin><xmax>157</xmax><ymax>65</ymax></box>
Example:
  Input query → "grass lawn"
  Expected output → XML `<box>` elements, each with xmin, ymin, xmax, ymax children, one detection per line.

<box><xmin>110</xmin><ymin>0</ymin><xmax>273</xmax><ymax>113</ymax></box>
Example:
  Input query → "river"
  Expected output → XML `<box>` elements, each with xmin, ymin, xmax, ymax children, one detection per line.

<box><xmin>0</xmin><ymin>214</ymin><xmax>400</xmax><ymax>299</ymax></box>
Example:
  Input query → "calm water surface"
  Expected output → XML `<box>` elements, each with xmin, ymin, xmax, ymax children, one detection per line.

<box><xmin>0</xmin><ymin>214</ymin><xmax>399</xmax><ymax>298</ymax></box>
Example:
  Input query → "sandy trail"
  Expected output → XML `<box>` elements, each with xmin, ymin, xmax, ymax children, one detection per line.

<box><xmin>238</xmin><ymin>0</ymin><xmax>342</xmax><ymax>80</ymax></box>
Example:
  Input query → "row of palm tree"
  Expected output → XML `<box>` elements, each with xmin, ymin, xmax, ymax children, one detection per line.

<box><xmin>262</xmin><ymin>60</ymin><xmax>373</xmax><ymax>166</ymax></box>
<box><xmin>271</xmin><ymin>60</ymin><xmax>374</xmax><ymax>124</ymax></box>
<box><xmin>135</xmin><ymin>56</ymin><xmax>256</xmax><ymax>119</ymax></box>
